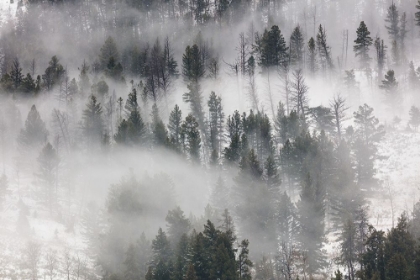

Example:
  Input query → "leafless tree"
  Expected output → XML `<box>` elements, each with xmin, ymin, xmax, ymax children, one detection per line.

<box><xmin>290</xmin><ymin>69</ymin><xmax>309</xmax><ymax>122</ymax></box>
<box><xmin>45</xmin><ymin>249</ymin><xmax>59</xmax><ymax>280</ymax></box>
<box><xmin>330</xmin><ymin>94</ymin><xmax>349</xmax><ymax>141</ymax></box>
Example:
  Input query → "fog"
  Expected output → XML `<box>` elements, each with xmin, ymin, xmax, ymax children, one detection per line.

<box><xmin>1</xmin><ymin>0</ymin><xmax>420</xmax><ymax>279</ymax></box>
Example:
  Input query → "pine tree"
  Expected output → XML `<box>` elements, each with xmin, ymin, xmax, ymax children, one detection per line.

<box><xmin>82</xmin><ymin>95</ymin><xmax>104</xmax><ymax>148</ymax></box>
<box><xmin>208</xmin><ymin>91</ymin><xmax>224</xmax><ymax>159</ymax></box>
<box><xmin>297</xmin><ymin>174</ymin><xmax>326</xmax><ymax>274</ymax></box>
<box><xmin>151</xmin><ymin>104</ymin><xmax>168</xmax><ymax>147</ymax></box>
<box><xmin>42</xmin><ymin>56</ymin><xmax>65</xmax><ymax>91</ymax></box>
<box><xmin>78</xmin><ymin>60</ymin><xmax>90</xmax><ymax>96</ymax></box>
<box><xmin>307</xmin><ymin>37</ymin><xmax>317</xmax><ymax>75</ymax></box>
<box><xmin>181</xmin><ymin>114</ymin><xmax>201</xmax><ymax>162</ymax></box>
<box><xmin>182</xmin><ymin>45</ymin><xmax>204</xmax><ymax>83</ymax></box>
<box><xmin>385</xmin><ymin>3</ymin><xmax>400</xmax><ymax>43</ymax></box>
<box><xmin>338</xmin><ymin>218</ymin><xmax>357</xmax><ymax>280</ymax></box>
<box><xmin>183</xmin><ymin>82</ymin><xmax>206</xmax><ymax>132</ymax></box>
<box><xmin>224</xmin><ymin>111</ymin><xmax>244</xmax><ymax>163</ymax></box>
<box><xmin>353</xmin><ymin>104</ymin><xmax>385</xmax><ymax>187</ymax></box>
<box><xmin>184</xmin><ymin>264</ymin><xmax>198</xmax><ymax>280</ymax></box>
<box><xmin>290</xmin><ymin>25</ymin><xmax>304</xmax><ymax>68</ymax></box>
<box><xmin>37</xmin><ymin>142</ymin><xmax>59</xmax><ymax>211</ymax></box>
<box><xmin>416</xmin><ymin>1</ymin><xmax>420</xmax><ymax>27</ymax></box>
<box><xmin>354</xmin><ymin>21</ymin><xmax>373</xmax><ymax>69</ymax></box>
<box><xmin>168</xmin><ymin>104</ymin><xmax>183</xmax><ymax>151</ymax></box>
<box><xmin>99</xmin><ymin>36</ymin><xmax>119</xmax><ymax>70</ymax></box>
<box><xmin>10</xmin><ymin>57</ymin><xmax>23</xmax><ymax>90</ymax></box>
<box><xmin>408</xmin><ymin>61</ymin><xmax>419</xmax><ymax>91</ymax></box>
<box><xmin>255</xmin><ymin>25</ymin><xmax>289</xmax><ymax>69</ymax></box>
<box><xmin>18</xmin><ymin>105</ymin><xmax>49</xmax><ymax>147</ymax></box>
<box><xmin>379</xmin><ymin>70</ymin><xmax>399</xmax><ymax>107</ymax></box>
<box><xmin>165</xmin><ymin>206</ymin><xmax>191</xmax><ymax>247</ymax></box>
<box><xmin>149</xmin><ymin>228</ymin><xmax>172</xmax><ymax>280</ymax></box>
<box><xmin>316</xmin><ymin>25</ymin><xmax>333</xmax><ymax>72</ymax></box>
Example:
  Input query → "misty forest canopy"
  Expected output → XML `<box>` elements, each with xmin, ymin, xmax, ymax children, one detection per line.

<box><xmin>2</xmin><ymin>0</ymin><xmax>420</xmax><ymax>279</ymax></box>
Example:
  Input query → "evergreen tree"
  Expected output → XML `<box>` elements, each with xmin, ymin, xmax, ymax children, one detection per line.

<box><xmin>168</xmin><ymin>105</ymin><xmax>183</xmax><ymax>151</ymax></box>
<box><xmin>379</xmin><ymin>70</ymin><xmax>399</xmax><ymax>107</ymax></box>
<box><xmin>165</xmin><ymin>206</ymin><xmax>191</xmax><ymax>247</ymax></box>
<box><xmin>82</xmin><ymin>95</ymin><xmax>104</xmax><ymax>148</ymax></box>
<box><xmin>374</xmin><ymin>37</ymin><xmax>387</xmax><ymax>81</ymax></box>
<box><xmin>416</xmin><ymin>1</ymin><xmax>420</xmax><ymax>28</ymax></box>
<box><xmin>182</xmin><ymin>45</ymin><xmax>204</xmax><ymax>83</ymax></box>
<box><xmin>290</xmin><ymin>25</ymin><xmax>304</xmax><ymax>68</ymax></box>
<box><xmin>255</xmin><ymin>25</ymin><xmax>289</xmax><ymax>69</ymax></box>
<box><xmin>183</xmin><ymin>82</ymin><xmax>206</xmax><ymax>132</ymax></box>
<box><xmin>208</xmin><ymin>91</ymin><xmax>224</xmax><ymax>160</ymax></box>
<box><xmin>307</xmin><ymin>37</ymin><xmax>317</xmax><ymax>75</ymax></box>
<box><xmin>353</xmin><ymin>104</ymin><xmax>385</xmax><ymax>187</ymax></box>
<box><xmin>224</xmin><ymin>111</ymin><xmax>244</xmax><ymax>163</ymax></box>
<box><xmin>151</xmin><ymin>104</ymin><xmax>168</xmax><ymax>147</ymax></box>
<box><xmin>385</xmin><ymin>3</ymin><xmax>400</xmax><ymax>43</ymax></box>
<box><xmin>408</xmin><ymin>61</ymin><xmax>419</xmax><ymax>91</ymax></box>
<box><xmin>42</xmin><ymin>56</ymin><xmax>65</xmax><ymax>91</ymax></box>
<box><xmin>149</xmin><ymin>228</ymin><xmax>172</xmax><ymax>280</ymax></box>
<box><xmin>99</xmin><ymin>36</ymin><xmax>119</xmax><ymax>70</ymax></box>
<box><xmin>354</xmin><ymin>21</ymin><xmax>373</xmax><ymax>69</ymax></box>
<box><xmin>37</xmin><ymin>142</ymin><xmax>59</xmax><ymax>211</ymax></box>
<box><xmin>78</xmin><ymin>60</ymin><xmax>90</xmax><ymax>96</ymax></box>
<box><xmin>10</xmin><ymin>57</ymin><xmax>23</xmax><ymax>90</ymax></box>
<box><xmin>18</xmin><ymin>105</ymin><xmax>49</xmax><ymax>147</ymax></box>
<box><xmin>316</xmin><ymin>25</ymin><xmax>333</xmax><ymax>72</ymax></box>
<box><xmin>297</xmin><ymin>174</ymin><xmax>326</xmax><ymax>274</ymax></box>
<box><xmin>181</xmin><ymin>114</ymin><xmax>201</xmax><ymax>162</ymax></box>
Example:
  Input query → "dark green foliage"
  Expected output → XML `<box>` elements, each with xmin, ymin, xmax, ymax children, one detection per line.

<box><xmin>181</xmin><ymin>114</ymin><xmax>201</xmax><ymax>162</ymax></box>
<box><xmin>182</xmin><ymin>45</ymin><xmax>204</xmax><ymax>82</ymax></box>
<box><xmin>183</xmin><ymin>83</ymin><xmax>205</xmax><ymax>131</ymax></box>
<box><xmin>151</xmin><ymin>104</ymin><xmax>169</xmax><ymax>147</ymax></box>
<box><xmin>82</xmin><ymin>95</ymin><xmax>104</xmax><ymax>147</ymax></box>
<box><xmin>99</xmin><ymin>37</ymin><xmax>120</xmax><ymax>70</ymax></box>
<box><xmin>168</xmin><ymin>105</ymin><xmax>183</xmax><ymax>151</ymax></box>
<box><xmin>379</xmin><ymin>70</ymin><xmax>399</xmax><ymax>106</ymax></box>
<box><xmin>18</xmin><ymin>105</ymin><xmax>49</xmax><ymax>147</ymax></box>
<box><xmin>10</xmin><ymin>57</ymin><xmax>23</xmax><ymax>90</ymax></box>
<box><xmin>354</xmin><ymin>21</ymin><xmax>373</xmax><ymax>68</ymax></box>
<box><xmin>307</xmin><ymin>37</ymin><xmax>317</xmax><ymax>74</ymax></box>
<box><xmin>316</xmin><ymin>25</ymin><xmax>333</xmax><ymax>71</ymax></box>
<box><xmin>224</xmin><ymin>111</ymin><xmax>245</xmax><ymax>163</ymax></box>
<box><xmin>255</xmin><ymin>25</ymin><xmax>289</xmax><ymax>69</ymax></box>
<box><xmin>165</xmin><ymin>206</ymin><xmax>191</xmax><ymax>246</ymax></box>
<box><xmin>385</xmin><ymin>3</ymin><xmax>399</xmax><ymax>43</ymax></box>
<box><xmin>374</xmin><ymin>37</ymin><xmax>387</xmax><ymax>80</ymax></box>
<box><xmin>208</xmin><ymin>91</ymin><xmax>224</xmax><ymax>160</ymax></box>
<box><xmin>290</xmin><ymin>25</ymin><xmax>304</xmax><ymax>68</ymax></box>
<box><xmin>42</xmin><ymin>56</ymin><xmax>65</xmax><ymax>90</ymax></box>
<box><xmin>309</xmin><ymin>106</ymin><xmax>335</xmax><ymax>134</ymax></box>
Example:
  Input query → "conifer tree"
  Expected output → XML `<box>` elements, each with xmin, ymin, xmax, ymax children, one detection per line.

<box><xmin>42</xmin><ymin>56</ymin><xmax>65</xmax><ymax>91</ymax></box>
<box><xmin>165</xmin><ymin>206</ymin><xmax>191</xmax><ymax>247</ymax></box>
<box><xmin>416</xmin><ymin>1</ymin><xmax>420</xmax><ymax>28</ymax></box>
<box><xmin>183</xmin><ymin>82</ymin><xmax>206</xmax><ymax>135</ymax></box>
<box><xmin>379</xmin><ymin>70</ymin><xmax>399</xmax><ymax>107</ymax></box>
<box><xmin>316</xmin><ymin>25</ymin><xmax>333</xmax><ymax>72</ymax></box>
<box><xmin>10</xmin><ymin>57</ymin><xmax>23</xmax><ymax>90</ymax></box>
<box><xmin>385</xmin><ymin>3</ymin><xmax>400</xmax><ymax>43</ymax></box>
<box><xmin>255</xmin><ymin>25</ymin><xmax>289</xmax><ymax>69</ymax></box>
<box><xmin>181</xmin><ymin>114</ymin><xmax>201</xmax><ymax>162</ymax></box>
<box><xmin>182</xmin><ymin>45</ymin><xmax>204</xmax><ymax>83</ymax></box>
<box><xmin>208</xmin><ymin>91</ymin><xmax>224</xmax><ymax>159</ymax></box>
<box><xmin>149</xmin><ymin>228</ymin><xmax>172</xmax><ymax>280</ymax></box>
<box><xmin>354</xmin><ymin>21</ymin><xmax>373</xmax><ymax>69</ymax></box>
<box><xmin>290</xmin><ymin>25</ymin><xmax>304</xmax><ymax>68</ymax></box>
<box><xmin>82</xmin><ymin>95</ymin><xmax>104</xmax><ymax>148</ymax></box>
<box><xmin>307</xmin><ymin>37</ymin><xmax>317</xmax><ymax>75</ymax></box>
<box><xmin>374</xmin><ymin>37</ymin><xmax>387</xmax><ymax>81</ymax></box>
<box><xmin>37</xmin><ymin>142</ymin><xmax>59</xmax><ymax>211</ymax></box>
<box><xmin>99</xmin><ymin>36</ymin><xmax>119</xmax><ymax>70</ymax></box>
<box><xmin>18</xmin><ymin>105</ymin><xmax>49</xmax><ymax>148</ymax></box>
<box><xmin>168</xmin><ymin>104</ymin><xmax>183</xmax><ymax>151</ymax></box>
<box><xmin>151</xmin><ymin>104</ymin><xmax>168</xmax><ymax>147</ymax></box>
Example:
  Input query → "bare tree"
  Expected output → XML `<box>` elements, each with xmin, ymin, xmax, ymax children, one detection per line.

<box><xmin>276</xmin><ymin>242</ymin><xmax>298</xmax><ymax>280</ymax></box>
<box><xmin>45</xmin><ymin>249</ymin><xmax>58</xmax><ymax>280</ymax></box>
<box><xmin>330</xmin><ymin>94</ymin><xmax>349</xmax><ymax>141</ymax></box>
<box><xmin>62</xmin><ymin>249</ymin><xmax>73</xmax><ymax>280</ymax></box>
<box><xmin>23</xmin><ymin>241</ymin><xmax>42</xmax><ymax>280</ymax></box>
<box><xmin>290</xmin><ymin>69</ymin><xmax>309</xmax><ymax>123</ymax></box>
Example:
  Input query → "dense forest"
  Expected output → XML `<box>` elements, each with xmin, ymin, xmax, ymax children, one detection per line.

<box><xmin>1</xmin><ymin>0</ymin><xmax>420</xmax><ymax>279</ymax></box>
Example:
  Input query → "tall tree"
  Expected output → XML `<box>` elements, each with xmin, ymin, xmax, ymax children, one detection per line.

<box><xmin>181</xmin><ymin>114</ymin><xmax>201</xmax><ymax>162</ymax></box>
<box><xmin>255</xmin><ymin>25</ymin><xmax>289</xmax><ymax>69</ymax></box>
<box><xmin>316</xmin><ymin>25</ymin><xmax>334</xmax><ymax>72</ymax></box>
<box><xmin>354</xmin><ymin>21</ymin><xmax>373</xmax><ymax>69</ymax></box>
<box><xmin>307</xmin><ymin>37</ymin><xmax>317</xmax><ymax>75</ymax></box>
<box><xmin>374</xmin><ymin>37</ymin><xmax>387</xmax><ymax>81</ymax></box>
<box><xmin>18</xmin><ymin>105</ymin><xmax>49</xmax><ymax>148</ymax></box>
<box><xmin>10</xmin><ymin>57</ymin><xmax>23</xmax><ymax>90</ymax></box>
<box><xmin>168</xmin><ymin>105</ymin><xmax>183</xmax><ymax>151</ymax></box>
<box><xmin>385</xmin><ymin>3</ymin><xmax>400</xmax><ymax>43</ymax></box>
<box><xmin>290</xmin><ymin>25</ymin><xmax>305</xmax><ymax>69</ymax></box>
<box><xmin>82</xmin><ymin>95</ymin><xmax>104</xmax><ymax>148</ymax></box>
<box><xmin>182</xmin><ymin>45</ymin><xmax>205</xmax><ymax>83</ymax></box>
